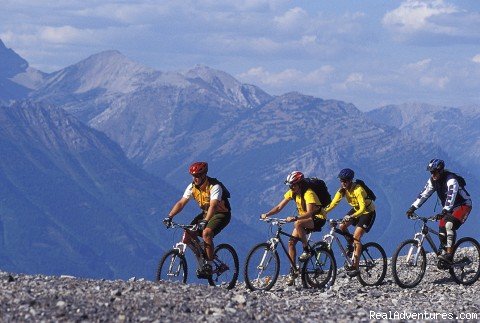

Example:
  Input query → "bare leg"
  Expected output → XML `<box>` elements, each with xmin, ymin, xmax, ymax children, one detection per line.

<box><xmin>202</xmin><ymin>228</ymin><xmax>214</xmax><ymax>261</ymax></box>
<box><xmin>288</xmin><ymin>228</ymin><xmax>299</xmax><ymax>267</ymax></box>
<box><xmin>352</xmin><ymin>227</ymin><xmax>365</xmax><ymax>268</ymax></box>
<box><xmin>295</xmin><ymin>217</ymin><xmax>314</xmax><ymax>248</ymax></box>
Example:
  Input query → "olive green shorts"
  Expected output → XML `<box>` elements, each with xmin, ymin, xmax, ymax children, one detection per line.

<box><xmin>191</xmin><ymin>212</ymin><xmax>231</xmax><ymax>237</ymax></box>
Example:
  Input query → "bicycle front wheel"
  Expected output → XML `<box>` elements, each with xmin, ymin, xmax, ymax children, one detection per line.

<box><xmin>449</xmin><ymin>237</ymin><xmax>480</xmax><ymax>285</ymax></box>
<box><xmin>156</xmin><ymin>249</ymin><xmax>188</xmax><ymax>284</ymax></box>
<box><xmin>301</xmin><ymin>244</ymin><xmax>336</xmax><ymax>289</ymax></box>
<box><xmin>391</xmin><ymin>239</ymin><xmax>426</xmax><ymax>288</ymax></box>
<box><xmin>244</xmin><ymin>242</ymin><xmax>280</xmax><ymax>291</ymax></box>
<box><xmin>357</xmin><ymin>242</ymin><xmax>387</xmax><ymax>286</ymax></box>
<box><xmin>208</xmin><ymin>243</ymin><xmax>239</xmax><ymax>289</ymax></box>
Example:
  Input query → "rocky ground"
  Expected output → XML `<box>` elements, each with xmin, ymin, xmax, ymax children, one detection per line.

<box><xmin>1</xmin><ymin>259</ymin><xmax>479</xmax><ymax>322</ymax></box>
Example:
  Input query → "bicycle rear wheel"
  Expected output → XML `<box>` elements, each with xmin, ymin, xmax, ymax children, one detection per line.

<box><xmin>357</xmin><ymin>242</ymin><xmax>387</xmax><ymax>286</ymax></box>
<box><xmin>301</xmin><ymin>244</ymin><xmax>336</xmax><ymax>289</ymax></box>
<box><xmin>208</xmin><ymin>243</ymin><xmax>239</xmax><ymax>289</ymax></box>
<box><xmin>244</xmin><ymin>242</ymin><xmax>280</xmax><ymax>291</ymax></box>
<box><xmin>449</xmin><ymin>237</ymin><xmax>480</xmax><ymax>285</ymax></box>
<box><xmin>392</xmin><ymin>239</ymin><xmax>426</xmax><ymax>288</ymax></box>
<box><xmin>156</xmin><ymin>249</ymin><xmax>188</xmax><ymax>284</ymax></box>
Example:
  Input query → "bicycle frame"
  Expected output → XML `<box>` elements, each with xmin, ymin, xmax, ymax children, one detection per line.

<box><xmin>262</xmin><ymin>218</ymin><xmax>312</xmax><ymax>269</ymax></box>
<box><xmin>412</xmin><ymin>220</ymin><xmax>441</xmax><ymax>255</ymax></box>
<box><xmin>403</xmin><ymin>214</ymin><xmax>441</xmax><ymax>265</ymax></box>
<box><xmin>322</xmin><ymin>219</ymin><xmax>354</xmax><ymax>267</ymax></box>
<box><xmin>170</xmin><ymin>222</ymin><xmax>206</xmax><ymax>269</ymax></box>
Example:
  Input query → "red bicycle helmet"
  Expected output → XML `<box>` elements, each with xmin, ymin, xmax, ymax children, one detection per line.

<box><xmin>189</xmin><ymin>162</ymin><xmax>208</xmax><ymax>176</ymax></box>
<box><xmin>285</xmin><ymin>171</ymin><xmax>304</xmax><ymax>186</ymax></box>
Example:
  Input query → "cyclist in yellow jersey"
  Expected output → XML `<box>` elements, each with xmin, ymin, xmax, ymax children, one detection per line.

<box><xmin>164</xmin><ymin>162</ymin><xmax>231</xmax><ymax>278</ymax></box>
<box><xmin>261</xmin><ymin>171</ymin><xmax>326</xmax><ymax>285</ymax></box>
<box><xmin>324</xmin><ymin>168</ymin><xmax>376</xmax><ymax>277</ymax></box>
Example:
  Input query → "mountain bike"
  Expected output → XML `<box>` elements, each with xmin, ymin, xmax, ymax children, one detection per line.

<box><xmin>302</xmin><ymin>218</ymin><xmax>387</xmax><ymax>288</ymax></box>
<box><xmin>243</xmin><ymin>218</ymin><xmax>320</xmax><ymax>291</ymax></box>
<box><xmin>391</xmin><ymin>213</ymin><xmax>480</xmax><ymax>288</ymax></box>
<box><xmin>156</xmin><ymin>220</ymin><xmax>239</xmax><ymax>289</ymax></box>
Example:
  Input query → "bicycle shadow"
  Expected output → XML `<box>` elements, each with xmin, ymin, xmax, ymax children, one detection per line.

<box><xmin>431</xmin><ymin>276</ymin><xmax>457</xmax><ymax>285</ymax></box>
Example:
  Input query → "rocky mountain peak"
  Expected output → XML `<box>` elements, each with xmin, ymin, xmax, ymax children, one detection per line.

<box><xmin>183</xmin><ymin>64</ymin><xmax>272</xmax><ymax>108</ymax></box>
<box><xmin>41</xmin><ymin>50</ymin><xmax>157</xmax><ymax>95</ymax></box>
<box><xmin>0</xmin><ymin>39</ymin><xmax>29</xmax><ymax>78</ymax></box>
<box><xmin>185</xmin><ymin>64</ymin><xmax>240</xmax><ymax>89</ymax></box>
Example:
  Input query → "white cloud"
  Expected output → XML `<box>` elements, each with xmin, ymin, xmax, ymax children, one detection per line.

<box><xmin>383</xmin><ymin>0</ymin><xmax>458</xmax><ymax>35</ymax></box>
<box><xmin>333</xmin><ymin>73</ymin><xmax>372</xmax><ymax>91</ymax></box>
<box><xmin>274</xmin><ymin>7</ymin><xmax>309</xmax><ymax>30</ymax></box>
<box><xmin>472</xmin><ymin>54</ymin><xmax>480</xmax><ymax>64</ymax></box>
<box><xmin>238</xmin><ymin>65</ymin><xmax>334</xmax><ymax>89</ymax></box>
<box><xmin>406</xmin><ymin>58</ymin><xmax>432</xmax><ymax>72</ymax></box>
<box><xmin>420</xmin><ymin>75</ymin><xmax>449</xmax><ymax>89</ymax></box>
<box><xmin>75</xmin><ymin>3</ymin><xmax>173</xmax><ymax>24</ymax></box>
<box><xmin>39</xmin><ymin>26</ymin><xmax>91</xmax><ymax>44</ymax></box>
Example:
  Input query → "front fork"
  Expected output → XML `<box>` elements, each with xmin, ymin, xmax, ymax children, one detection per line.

<box><xmin>257</xmin><ymin>238</ymin><xmax>279</xmax><ymax>271</ymax></box>
<box><xmin>408</xmin><ymin>232</ymin><xmax>425</xmax><ymax>265</ymax></box>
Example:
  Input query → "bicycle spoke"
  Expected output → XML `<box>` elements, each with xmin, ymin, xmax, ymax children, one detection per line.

<box><xmin>392</xmin><ymin>239</ymin><xmax>426</xmax><ymax>288</ymax></box>
<box><xmin>449</xmin><ymin>237</ymin><xmax>480</xmax><ymax>285</ymax></box>
<box><xmin>302</xmin><ymin>247</ymin><xmax>336</xmax><ymax>289</ymax></box>
<box><xmin>208</xmin><ymin>244</ymin><xmax>239</xmax><ymax>289</ymax></box>
<box><xmin>357</xmin><ymin>242</ymin><xmax>387</xmax><ymax>286</ymax></box>
<box><xmin>244</xmin><ymin>243</ymin><xmax>280</xmax><ymax>291</ymax></box>
<box><xmin>157</xmin><ymin>250</ymin><xmax>188</xmax><ymax>284</ymax></box>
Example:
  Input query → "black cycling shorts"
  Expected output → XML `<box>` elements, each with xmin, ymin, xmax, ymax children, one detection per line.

<box><xmin>306</xmin><ymin>215</ymin><xmax>326</xmax><ymax>233</ymax></box>
<box><xmin>350</xmin><ymin>210</ymin><xmax>376</xmax><ymax>233</ymax></box>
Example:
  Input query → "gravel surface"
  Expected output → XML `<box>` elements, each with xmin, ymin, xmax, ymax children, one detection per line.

<box><xmin>1</xmin><ymin>259</ymin><xmax>479</xmax><ymax>322</ymax></box>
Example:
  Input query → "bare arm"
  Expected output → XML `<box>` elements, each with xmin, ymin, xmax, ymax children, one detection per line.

<box><xmin>168</xmin><ymin>197</ymin><xmax>189</xmax><ymax>218</ymax></box>
<box><xmin>262</xmin><ymin>198</ymin><xmax>290</xmax><ymax>218</ymax></box>
<box><xmin>205</xmin><ymin>198</ymin><xmax>219</xmax><ymax>222</ymax></box>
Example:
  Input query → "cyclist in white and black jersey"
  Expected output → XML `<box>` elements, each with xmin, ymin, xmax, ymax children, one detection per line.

<box><xmin>406</xmin><ymin>159</ymin><xmax>472</xmax><ymax>264</ymax></box>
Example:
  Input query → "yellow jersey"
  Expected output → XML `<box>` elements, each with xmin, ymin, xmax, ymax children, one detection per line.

<box><xmin>324</xmin><ymin>183</ymin><xmax>375</xmax><ymax>218</ymax></box>
<box><xmin>284</xmin><ymin>188</ymin><xmax>325</xmax><ymax>219</ymax></box>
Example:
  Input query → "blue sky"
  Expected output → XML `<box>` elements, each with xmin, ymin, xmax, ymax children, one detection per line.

<box><xmin>1</xmin><ymin>0</ymin><xmax>479</xmax><ymax>110</ymax></box>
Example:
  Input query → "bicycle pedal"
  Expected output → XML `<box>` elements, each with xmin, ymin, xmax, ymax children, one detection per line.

<box><xmin>436</xmin><ymin>260</ymin><xmax>451</xmax><ymax>270</ymax></box>
<box><xmin>196</xmin><ymin>269</ymin><xmax>212</xmax><ymax>279</ymax></box>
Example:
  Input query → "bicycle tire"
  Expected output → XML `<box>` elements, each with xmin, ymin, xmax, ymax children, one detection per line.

<box><xmin>156</xmin><ymin>249</ymin><xmax>188</xmax><ymax>284</ymax></box>
<box><xmin>244</xmin><ymin>242</ymin><xmax>280</xmax><ymax>291</ymax></box>
<box><xmin>207</xmin><ymin>243</ymin><xmax>239</xmax><ymax>289</ymax></box>
<box><xmin>391</xmin><ymin>239</ymin><xmax>426</xmax><ymax>288</ymax></box>
<box><xmin>357</xmin><ymin>242</ymin><xmax>387</xmax><ymax>286</ymax></box>
<box><xmin>301</xmin><ymin>243</ymin><xmax>336</xmax><ymax>289</ymax></box>
<box><xmin>449</xmin><ymin>237</ymin><xmax>480</xmax><ymax>285</ymax></box>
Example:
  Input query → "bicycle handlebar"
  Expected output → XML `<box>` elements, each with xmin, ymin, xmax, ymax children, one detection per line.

<box><xmin>328</xmin><ymin>218</ymin><xmax>346</xmax><ymax>226</ymax></box>
<box><xmin>168</xmin><ymin>221</ymin><xmax>198</xmax><ymax>231</ymax></box>
<box><xmin>409</xmin><ymin>212</ymin><xmax>437</xmax><ymax>222</ymax></box>
<box><xmin>261</xmin><ymin>217</ymin><xmax>289</xmax><ymax>225</ymax></box>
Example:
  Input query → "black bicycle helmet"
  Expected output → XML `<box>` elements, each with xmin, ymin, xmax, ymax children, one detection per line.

<box><xmin>426</xmin><ymin>159</ymin><xmax>445</xmax><ymax>172</ymax></box>
<box><xmin>338</xmin><ymin>168</ymin><xmax>355</xmax><ymax>181</ymax></box>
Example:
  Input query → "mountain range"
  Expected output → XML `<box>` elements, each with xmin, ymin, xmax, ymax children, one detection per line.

<box><xmin>1</xmin><ymin>39</ymin><xmax>479</xmax><ymax>278</ymax></box>
<box><xmin>0</xmin><ymin>100</ymin><xmax>183</xmax><ymax>278</ymax></box>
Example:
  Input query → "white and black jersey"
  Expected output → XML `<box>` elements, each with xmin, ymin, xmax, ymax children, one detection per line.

<box><xmin>412</xmin><ymin>172</ymin><xmax>471</xmax><ymax>212</ymax></box>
